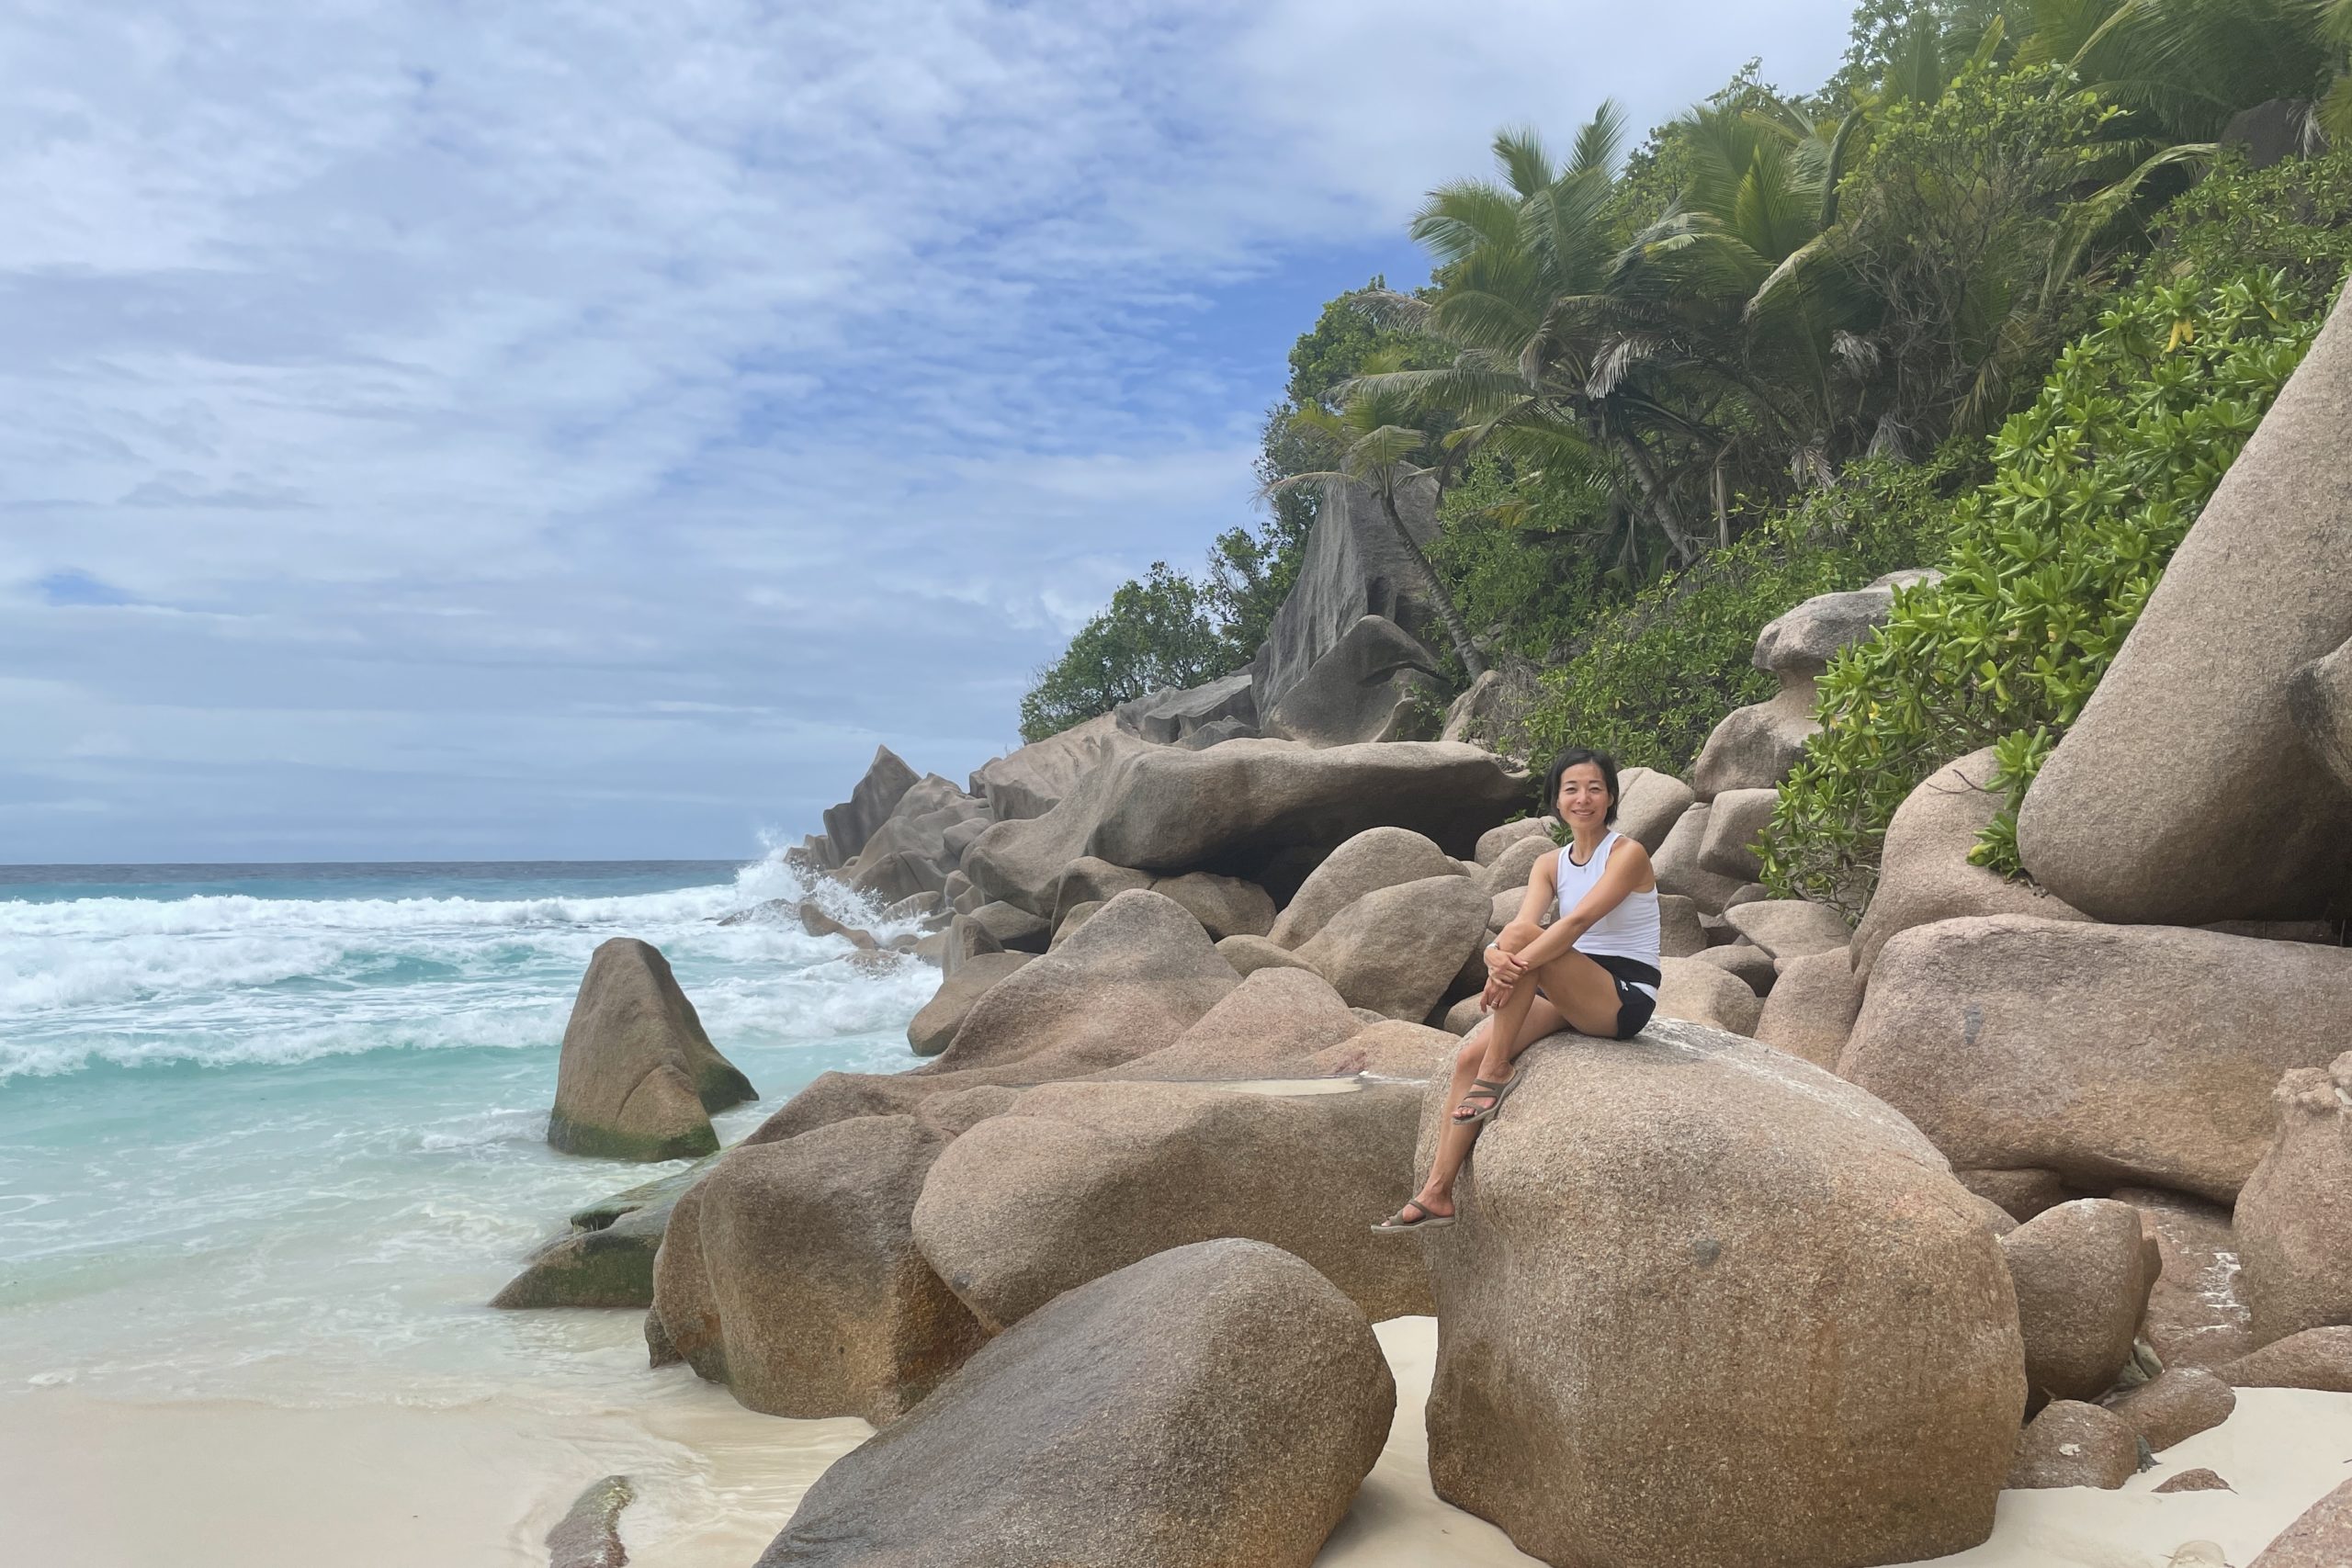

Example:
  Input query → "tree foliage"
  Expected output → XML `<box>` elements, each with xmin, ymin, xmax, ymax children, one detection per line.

<box><xmin>1018</xmin><ymin>0</ymin><xmax>2352</xmax><ymax>835</ymax></box>
<box><xmin>1016</xmin><ymin>283</ymin><xmax>1444</xmax><ymax>741</ymax></box>
<box><xmin>1762</xmin><ymin>264</ymin><xmax>2331</xmax><ymax>911</ymax></box>
<box><xmin>1016</xmin><ymin>563</ymin><xmax>1229</xmax><ymax>743</ymax></box>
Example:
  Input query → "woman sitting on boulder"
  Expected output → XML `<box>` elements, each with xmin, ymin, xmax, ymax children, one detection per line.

<box><xmin>1375</xmin><ymin>748</ymin><xmax>1661</xmax><ymax>1233</ymax></box>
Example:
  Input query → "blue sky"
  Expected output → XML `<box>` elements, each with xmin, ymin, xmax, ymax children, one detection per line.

<box><xmin>2</xmin><ymin>0</ymin><xmax>1852</xmax><ymax>863</ymax></box>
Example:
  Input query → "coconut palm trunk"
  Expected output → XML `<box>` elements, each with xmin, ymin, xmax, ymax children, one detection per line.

<box><xmin>1376</xmin><ymin>483</ymin><xmax>1487</xmax><ymax>682</ymax></box>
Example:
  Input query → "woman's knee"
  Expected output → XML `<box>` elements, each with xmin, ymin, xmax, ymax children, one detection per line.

<box><xmin>1454</xmin><ymin>1035</ymin><xmax>1486</xmax><ymax>1072</ymax></box>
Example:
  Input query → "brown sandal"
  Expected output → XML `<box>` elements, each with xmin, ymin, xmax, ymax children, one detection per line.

<box><xmin>1372</xmin><ymin>1199</ymin><xmax>1456</xmax><ymax>1235</ymax></box>
<box><xmin>1452</xmin><ymin>1074</ymin><xmax>1521</xmax><ymax>1125</ymax></box>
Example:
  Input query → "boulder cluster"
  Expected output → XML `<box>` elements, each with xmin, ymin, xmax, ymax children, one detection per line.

<box><xmin>500</xmin><ymin>315</ymin><xmax>2352</xmax><ymax>1568</ymax></box>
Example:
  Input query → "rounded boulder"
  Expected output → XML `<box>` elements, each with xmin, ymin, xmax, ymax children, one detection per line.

<box><xmin>1415</xmin><ymin>1017</ymin><xmax>2024</xmax><ymax>1568</ymax></box>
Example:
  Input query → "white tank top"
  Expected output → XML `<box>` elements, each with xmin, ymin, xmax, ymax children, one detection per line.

<box><xmin>1555</xmin><ymin>832</ymin><xmax>1661</xmax><ymax>971</ymax></box>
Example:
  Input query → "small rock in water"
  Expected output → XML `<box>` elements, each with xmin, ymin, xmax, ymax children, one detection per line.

<box><xmin>2154</xmin><ymin>1470</ymin><xmax>2233</xmax><ymax>1495</ymax></box>
<box><xmin>547</xmin><ymin>1474</ymin><xmax>632</xmax><ymax>1568</ymax></box>
<box><xmin>2165</xmin><ymin>1543</ymin><xmax>2228</xmax><ymax>1566</ymax></box>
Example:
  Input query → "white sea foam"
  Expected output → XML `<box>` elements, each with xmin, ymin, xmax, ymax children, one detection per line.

<box><xmin>0</xmin><ymin>848</ymin><xmax>928</xmax><ymax>1080</ymax></box>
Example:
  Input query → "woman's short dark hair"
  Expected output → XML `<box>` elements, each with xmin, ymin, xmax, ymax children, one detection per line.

<box><xmin>1544</xmin><ymin>748</ymin><xmax>1620</xmax><ymax>823</ymax></box>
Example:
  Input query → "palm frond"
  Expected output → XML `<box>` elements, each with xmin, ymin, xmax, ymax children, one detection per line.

<box><xmin>1570</xmin><ymin>100</ymin><xmax>1629</xmax><ymax>177</ymax></box>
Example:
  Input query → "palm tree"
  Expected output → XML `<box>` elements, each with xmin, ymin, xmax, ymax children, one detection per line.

<box><xmin>1348</xmin><ymin>106</ymin><xmax>1736</xmax><ymax>569</ymax></box>
<box><xmin>1267</xmin><ymin>354</ymin><xmax>1488</xmax><ymax>681</ymax></box>
<box><xmin>2002</xmin><ymin>0</ymin><xmax>2349</xmax><ymax>147</ymax></box>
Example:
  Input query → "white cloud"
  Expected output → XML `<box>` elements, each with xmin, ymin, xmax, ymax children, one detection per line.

<box><xmin>0</xmin><ymin>0</ymin><xmax>1851</xmax><ymax>859</ymax></box>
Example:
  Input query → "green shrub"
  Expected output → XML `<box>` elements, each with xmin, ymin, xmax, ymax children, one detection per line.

<box><xmin>1760</xmin><ymin>267</ymin><xmax>2325</xmax><ymax>912</ymax></box>
<box><xmin>1429</xmin><ymin>455</ymin><xmax>1615</xmax><ymax>667</ymax></box>
<box><xmin>1016</xmin><ymin>563</ymin><xmax>1230</xmax><ymax>743</ymax></box>
<box><xmin>2152</xmin><ymin>146</ymin><xmax>2352</xmax><ymax>300</ymax></box>
<box><xmin>1505</xmin><ymin>455</ymin><xmax>1963</xmax><ymax>773</ymax></box>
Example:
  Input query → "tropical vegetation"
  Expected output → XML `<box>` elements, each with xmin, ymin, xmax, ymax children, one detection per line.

<box><xmin>1021</xmin><ymin>0</ymin><xmax>2352</xmax><ymax>904</ymax></box>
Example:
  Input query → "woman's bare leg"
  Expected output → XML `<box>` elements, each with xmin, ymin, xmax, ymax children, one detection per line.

<box><xmin>1474</xmin><ymin>948</ymin><xmax>1623</xmax><ymax>1088</ymax></box>
<box><xmin>1385</xmin><ymin>952</ymin><xmax>1634</xmax><ymax>1224</ymax></box>
<box><xmin>1403</xmin><ymin>994</ymin><xmax>1566</xmax><ymax>1218</ymax></box>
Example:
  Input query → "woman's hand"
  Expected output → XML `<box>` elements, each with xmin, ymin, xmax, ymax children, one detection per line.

<box><xmin>1481</xmin><ymin>943</ymin><xmax>1527</xmax><ymax>1010</ymax></box>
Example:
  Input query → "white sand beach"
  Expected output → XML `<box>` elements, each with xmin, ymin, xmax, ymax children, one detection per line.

<box><xmin>6</xmin><ymin>1314</ymin><xmax>2348</xmax><ymax>1568</ymax></box>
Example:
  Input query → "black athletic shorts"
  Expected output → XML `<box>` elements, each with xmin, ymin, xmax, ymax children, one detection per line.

<box><xmin>1586</xmin><ymin>953</ymin><xmax>1661</xmax><ymax>1040</ymax></box>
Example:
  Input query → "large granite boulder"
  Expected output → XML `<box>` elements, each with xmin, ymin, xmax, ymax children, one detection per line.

<box><xmin>1841</xmin><ymin>916</ymin><xmax>2352</xmax><ymax>1201</ymax></box>
<box><xmin>1690</xmin><ymin>941</ymin><xmax>1776</xmax><ymax>995</ymax></box>
<box><xmin>491</xmin><ymin>1156</ymin><xmax>715</xmax><ymax>1310</ymax></box>
<box><xmin>1751</xmin><ymin>949</ymin><xmax>1862</xmax><ymax>1070</ymax></box>
<box><xmin>1850</xmin><ymin>747</ymin><xmax>2086</xmax><ymax>978</ymax></box>
<box><xmin>1148</xmin><ymin>870</ymin><xmax>1276</xmax><ymax>941</ymax></box>
<box><xmin>2001</xmin><ymin>1199</ymin><xmax>2156</xmax><ymax>1404</ymax></box>
<box><xmin>2289</xmin><ymin>635</ymin><xmax>2352</xmax><ymax>792</ymax></box>
<box><xmin>1475</xmin><ymin>816</ymin><xmax>1554</xmax><ymax>865</ymax></box>
<box><xmin>963</xmin><ymin>739</ymin><xmax>1526</xmax><ymax>917</ymax></box>
<box><xmin>650</xmin><ymin>1114</ymin><xmax>987</xmax><ymax>1425</ymax></box>
<box><xmin>2222</xmin><ymin>96</ymin><xmax>2327</xmax><ymax>169</ymax></box>
<box><xmin>1115</xmin><ymin>671</ymin><xmax>1259</xmax><ymax>744</ymax></box>
<box><xmin>1086</xmin><ymin>740</ymin><xmax>1525</xmax><ymax>886</ymax></box>
<box><xmin>1652</xmin><ymin>802</ymin><xmax>1746</xmax><ymax>912</ymax></box>
<box><xmin>912</xmin><ymin>1080</ymin><xmax>1429</xmax><ymax>1331</ymax></box>
<box><xmin>1656</xmin><ymin>955</ymin><xmax>1764</xmax><ymax>1035</ymax></box>
<box><xmin>1479</xmin><ymin>831</ymin><xmax>1555</xmax><ymax>897</ymax></box>
<box><xmin>1657</xmin><ymin>892</ymin><xmax>1710</xmax><ymax>958</ymax></box>
<box><xmin>822</xmin><ymin>746</ymin><xmax>921</xmax><ymax>864</ymax></box>
<box><xmin>2256</xmin><ymin>1476</ymin><xmax>2352</xmax><ymax>1568</ymax></box>
<box><xmin>968</xmin><ymin>712</ymin><xmax>1151</xmax><ymax>824</ymax></box>
<box><xmin>548</xmin><ymin>938</ymin><xmax>755</xmax><ymax>1162</ymax></box>
<box><xmin>1216</xmin><ymin>932</ymin><xmax>1321</xmax><ymax>980</ymax></box>
<box><xmin>1690</xmin><ymin>574</ymin><xmax>1928</xmax><ymax>800</ymax></box>
<box><xmin>1292</xmin><ymin>874</ymin><xmax>1490</xmax><ymax>1021</ymax></box>
<box><xmin>1614</xmin><ymin>766</ymin><xmax>1694</xmax><ymax>851</ymax></box>
<box><xmin>2006</xmin><ymin>1401</ymin><xmax>2138</xmax><ymax>1490</ymax></box>
<box><xmin>2103</xmin><ymin>1367</ymin><xmax>2234</xmax><ymax>1452</ymax></box>
<box><xmin>1048</xmin><ymin>855</ymin><xmax>1156</xmax><ymax>926</ymax></box>
<box><xmin>1690</xmin><ymin>686</ymin><xmax>1818</xmax><ymax>802</ymax></box>
<box><xmin>926</xmin><ymin>890</ymin><xmax>1238</xmax><ymax>1077</ymax></box>
<box><xmin>1698</xmin><ymin>786</ymin><xmax>1778</xmax><ymax>882</ymax></box>
<box><xmin>2222</xmin><ymin>1325</ymin><xmax>2352</xmax><ymax>1391</ymax></box>
<box><xmin>1415</xmin><ymin>1017</ymin><xmax>2023</xmax><ymax>1568</ymax></box>
<box><xmin>1091</xmin><ymin>966</ymin><xmax>1363</xmax><ymax>1082</ymax></box>
<box><xmin>1754</xmin><ymin>572</ymin><xmax>1931</xmax><ymax>677</ymax></box>
<box><xmin>2017</xmin><ymin>288</ymin><xmax>2352</xmax><ymax>922</ymax></box>
<box><xmin>1262</xmin><ymin>613</ymin><xmax>1445</xmax><ymax>747</ymax></box>
<box><xmin>1723</xmin><ymin>897</ymin><xmax>1849</xmax><ymax>966</ymax></box>
<box><xmin>752</xmin><ymin>1239</ymin><xmax>1393</xmax><ymax>1568</ymax></box>
<box><xmin>1297</xmin><ymin>1016</ymin><xmax>1453</xmax><ymax>1077</ymax></box>
<box><xmin>1268</xmin><ymin>825</ymin><xmax>1463</xmax><ymax>948</ymax></box>
<box><xmin>845</xmin><ymin>849</ymin><xmax>947</xmax><ymax>905</ymax></box>
<box><xmin>849</xmin><ymin>774</ymin><xmax>989</xmax><ymax>887</ymax></box>
<box><xmin>905</xmin><ymin>951</ymin><xmax>1032</xmax><ymax>1056</ymax></box>
<box><xmin>1250</xmin><ymin>474</ymin><xmax>1443</xmax><ymax>716</ymax></box>
<box><xmin>2237</xmin><ymin>1049</ymin><xmax>2352</xmax><ymax>1347</ymax></box>
<box><xmin>2112</xmin><ymin>1185</ymin><xmax>2256</xmax><ymax>1370</ymax></box>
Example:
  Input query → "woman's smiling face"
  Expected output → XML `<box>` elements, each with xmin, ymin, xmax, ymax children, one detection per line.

<box><xmin>1555</xmin><ymin>761</ymin><xmax>1612</xmax><ymax>829</ymax></box>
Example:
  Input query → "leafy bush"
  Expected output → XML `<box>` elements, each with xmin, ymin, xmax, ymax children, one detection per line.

<box><xmin>1428</xmin><ymin>454</ymin><xmax>1615</xmax><ymax>667</ymax></box>
<box><xmin>1760</xmin><ymin>267</ymin><xmax>2324</xmax><ymax>911</ymax></box>
<box><xmin>2153</xmin><ymin>147</ymin><xmax>2352</xmax><ymax>300</ymax></box>
<box><xmin>1505</xmin><ymin>454</ymin><xmax>1964</xmax><ymax>773</ymax></box>
<box><xmin>1016</xmin><ymin>564</ymin><xmax>1229</xmax><ymax>743</ymax></box>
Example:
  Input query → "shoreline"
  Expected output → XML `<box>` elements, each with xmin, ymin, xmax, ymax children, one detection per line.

<box><xmin>12</xmin><ymin>1315</ymin><xmax>2352</xmax><ymax>1567</ymax></box>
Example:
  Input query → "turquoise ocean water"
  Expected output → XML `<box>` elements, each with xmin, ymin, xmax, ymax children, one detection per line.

<box><xmin>0</xmin><ymin>855</ymin><xmax>933</xmax><ymax>1408</ymax></box>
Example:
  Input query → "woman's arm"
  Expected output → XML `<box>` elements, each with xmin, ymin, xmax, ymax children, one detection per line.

<box><xmin>1505</xmin><ymin>840</ymin><xmax>1655</xmax><ymax>972</ymax></box>
<box><xmin>1492</xmin><ymin>850</ymin><xmax>1556</xmax><ymax>953</ymax></box>
<box><xmin>1481</xmin><ymin>848</ymin><xmax>1556</xmax><ymax>1008</ymax></box>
